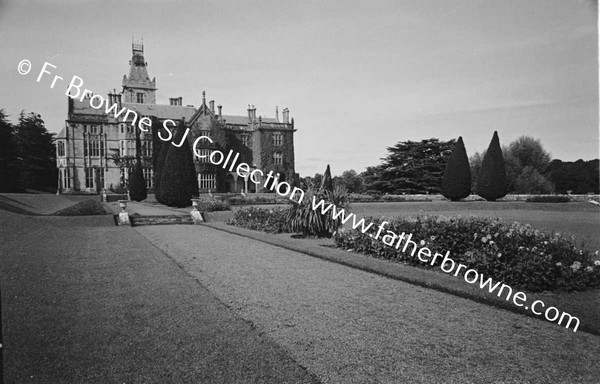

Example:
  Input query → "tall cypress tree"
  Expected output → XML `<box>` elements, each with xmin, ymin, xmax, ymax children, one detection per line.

<box><xmin>154</xmin><ymin>126</ymin><xmax>171</xmax><ymax>203</ymax></box>
<box><xmin>441</xmin><ymin>136</ymin><xmax>471</xmax><ymax>201</ymax></box>
<box><xmin>0</xmin><ymin>110</ymin><xmax>20</xmax><ymax>192</ymax></box>
<box><xmin>321</xmin><ymin>164</ymin><xmax>334</xmax><ymax>192</ymax></box>
<box><xmin>128</xmin><ymin>126</ymin><xmax>147</xmax><ymax>201</ymax></box>
<box><xmin>476</xmin><ymin>131</ymin><xmax>507</xmax><ymax>201</ymax></box>
<box><xmin>159</xmin><ymin>121</ymin><xmax>198</xmax><ymax>207</ymax></box>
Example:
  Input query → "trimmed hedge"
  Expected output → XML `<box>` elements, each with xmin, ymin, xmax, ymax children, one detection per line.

<box><xmin>526</xmin><ymin>195</ymin><xmax>571</xmax><ymax>203</ymax></box>
<box><xmin>333</xmin><ymin>215</ymin><xmax>600</xmax><ymax>292</ymax></box>
<box><xmin>197</xmin><ymin>200</ymin><xmax>231</xmax><ymax>212</ymax></box>
<box><xmin>226</xmin><ymin>206</ymin><xmax>289</xmax><ymax>233</ymax></box>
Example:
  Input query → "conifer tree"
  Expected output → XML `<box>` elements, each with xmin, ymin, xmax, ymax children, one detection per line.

<box><xmin>159</xmin><ymin>121</ymin><xmax>198</xmax><ymax>207</ymax></box>
<box><xmin>0</xmin><ymin>110</ymin><xmax>20</xmax><ymax>192</ymax></box>
<box><xmin>476</xmin><ymin>131</ymin><xmax>507</xmax><ymax>201</ymax></box>
<box><xmin>154</xmin><ymin>127</ymin><xmax>171</xmax><ymax>203</ymax></box>
<box><xmin>128</xmin><ymin>125</ymin><xmax>147</xmax><ymax>201</ymax></box>
<box><xmin>441</xmin><ymin>136</ymin><xmax>471</xmax><ymax>201</ymax></box>
<box><xmin>321</xmin><ymin>164</ymin><xmax>334</xmax><ymax>192</ymax></box>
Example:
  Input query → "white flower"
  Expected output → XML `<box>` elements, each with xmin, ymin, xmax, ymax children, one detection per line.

<box><xmin>556</xmin><ymin>262</ymin><xmax>562</xmax><ymax>267</ymax></box>
<box><xmin>481</xmin><ymin>237</ymin><xmax>488</xmax><ymax>243</ymax></box>
<box><xmin>585</xmin><ymin>266</ymin><xmax>594</xmax><ymax>273</ymax></box>
<box><xmin>594</xmin><ymin>260</ymin><xmax>600</xmax><ymax>266</ymax></box>
<box><xmin>571</xmin><ymin>261</ymin><xmax>581</xmax><ymax>272</ymax></box>
<box><xmin>489</xmin><ymin>240</ymin><xmax>495</xmax><ymax>245</ymax></box>
<box><xmin>497</xmin><ymin>252</ymin><xmax>502</xmax><ymax>258</ymax></box>
<box><xmin>486</xmin><ymin>234</ymin><xmax>492</xmax><ymax>240</ymax></box>
<box><xmin>420</xmin><ymin>240</ymin><xmax>426</xmax><ymax>246</ymax></box>
<box><xmin>430</xmin><ymin>236</ymin><xmax>436</xmax><ymax>241</ymax></box>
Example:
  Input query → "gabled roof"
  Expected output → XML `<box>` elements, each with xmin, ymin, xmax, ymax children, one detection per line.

<box><xmin>122</xmin><ymin>102</ymin><xmax>196</xmax><ymax>121</ymax></box>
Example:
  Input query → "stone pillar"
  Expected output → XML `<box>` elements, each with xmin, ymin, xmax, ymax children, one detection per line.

<box><xmin>118</xmin><ymin>200</ymin><xmax>130</xmax><ymax>226</ymax></box>
<box><xmin>190</xmin><ymin>199</ymin><xmax>204</xmax><ymax>224</ymax></box>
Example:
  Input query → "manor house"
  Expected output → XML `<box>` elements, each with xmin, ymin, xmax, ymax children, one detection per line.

<box><xmin>56</xmin><ymin>42</ymin><xmax>297</xmax><ymax>194</ymax></box>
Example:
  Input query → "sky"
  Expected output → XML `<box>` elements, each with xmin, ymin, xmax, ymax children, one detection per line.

<box><xmin>0</xmin><ymin>0</ymin><xmax>597</xmax><ymax>177</ymax></box>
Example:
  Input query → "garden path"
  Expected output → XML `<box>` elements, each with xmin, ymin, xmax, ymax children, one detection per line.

<box><xmin>138</xmin><ymin>224</ymin><xmax>600</xmax><ymax>384</ymax></box>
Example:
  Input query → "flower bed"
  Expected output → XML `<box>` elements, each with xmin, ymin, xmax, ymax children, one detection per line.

<box><xmin>334</xmin><ymin>215</ymin><xmax>600</xmax><ymax>292</ymax></box>
<box><xmin>197</xmin><ymin>200</ymin><xmax>231</xmax><ymax>212</ymax></box>
<box><xmin>226</xmin><ymin>195</ymin><xmax>289</xmax><ymax>205</ymax></box>
<box><xmin>226</xmin><ymin>206</ymin><xmax>290</xmax><ymax>233</ymax></box>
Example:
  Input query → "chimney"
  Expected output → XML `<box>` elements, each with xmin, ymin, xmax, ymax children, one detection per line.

<box><xmin>108</xmin><ymin>93</ymin><xmax>113</xmax><ymax>105</ymax></box>
<box><xmin>282</xmin><ymin>108</ymin><xmax>289</xmax><ymax>124</ymax></box>
<box><xmin>275</xmin><ymin>106</ymin><xmax>279</xmax><ymax>122</ymax></box>
<box><xmin>209</xmin><ymin>100</ymin><xmax>215</xmax><ymax>113</ymax></box>
<box><xmin>247</xmin><ymin>105</ymin><xmax>252</xmax><ymax>120</ymax></box>
<box><xmin>178</xmin><ymin>97</ymin><xmax>182</xmax><ymax>106</ymax></box>
<box><xmin>116</xmin><ymin>94</ymin><xmax>122</xmax><ymax>108</ymax></box>
<box><xmin>217</xmin><ymin>105</ymin><xmax>222</xmax><ymax>118</ymax></box>
<box><xmin>169</xmin><ymin>98</ymin><xmax>174</xmax><ymax>106</ymax></box>
<box><xmin>252</xmin><ymin>105</ymin><xmax>256</xmax><ymax>121</ymax></box>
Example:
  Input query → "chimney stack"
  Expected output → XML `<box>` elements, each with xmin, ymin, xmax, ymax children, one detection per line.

<box><xmin>282</xmin><ymin>108</ymin><xmax>289</xmax><ymax>124</ymax></box>
<box><xmin>247</xmin><ymin>105</ymin><xmax>252</xmax><ymax>120</ymax></box>
<box><xmin>116</xmin><ymin>94</ymin><xmax>122</xmax><ymax>108</ymax></box>
<box><xmin>275</xmin><ymin>106</ymin><xmax>279</xmax><ymax>122</ymax></box>
<box><xmin>209</xmin><ymin>100</ymin><xmax>215</xmax><ymax>113</ymax></box>
<box><xmin>178</xmin><ymin>97</ymin><xmax>182</xmax><ymax>106</ymax></box>
<box><xmin>169</xmin><ymin>98</ymin><xmax>174</xmax><ymax>106</ymax></box>
<box><xmin>217</xmin><ymin>105</ymin><xmax>222</xmax><ymax>118</ymax></box>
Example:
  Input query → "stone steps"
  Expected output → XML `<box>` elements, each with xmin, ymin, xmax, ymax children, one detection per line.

<box><xmin>127</xmin><ymin>214</ymin><xmax>197</xmax><ymax>227</ymax></box>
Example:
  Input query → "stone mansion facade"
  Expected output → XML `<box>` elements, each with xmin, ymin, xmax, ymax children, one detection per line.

<box><xmin>56</xmin><ymin>42</ymin><xmax>297</xmax><ymax>194</ymax></box>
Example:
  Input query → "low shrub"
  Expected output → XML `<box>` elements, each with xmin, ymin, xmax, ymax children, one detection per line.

<box><xmin>381</xmin><ymin>194</ymin><xmax>406</xmax><ymax>202</ymax></box>
<box><xmin>286</xmin><ymin>186</ymin><xmax>350</xmax><ymax>237</ymax></box>
<box><xmin>347</xmin><ymin>193</ymin><xmax>377</xmax><ymax>202</ymax></box>
<box><xmin>227</xmin><ymin>195</ymin><xmax>288</xmax><ymax>205</ymax></box>
<box><xmin>226</xmin><ymin>206</ymin><xmax>289</xmax><ymax>233</ymax></box>
<box><xmin>334</xmin><ymin>215</ymin><xmax>600</xmax><ymax>292</ymax></box>
<box><xmin>108</xmin><ymin>183</ymin><xmax>127</xmax><ymax>194</ymax></box>
<box><xmin>197</xmin><ymin>200</ymin><xmax>230</xmax><ymax>212</ymax></box>
<box><xmin>526</xmin><ymin>195</ymin><xmax>571</xmax><ymax>203</ymax></box>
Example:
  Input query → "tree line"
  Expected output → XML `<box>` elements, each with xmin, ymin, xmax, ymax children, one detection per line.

<box><xmin>304</xmin><ymin>134</ymin><xmax>599</xmax><ymax>197</ymax></box>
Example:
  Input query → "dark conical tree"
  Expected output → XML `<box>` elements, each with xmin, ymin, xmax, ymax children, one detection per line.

<box><xmin>159</xmin><ymin>121</ymin><xmax>198</xmax><ymax>207</ymax></box>
<box><xmin>128</xmin><ymin>126</ymin><xmax>147</xmax><ymax>201</ymax></box>
<box><xmin>320</xmin><ymin>164</ymin><xmax>334</xmax><ymax>192</ymax></box>
<box><xmin>441</xmin><ymin>136</ymin><xmax>471</xmax><ymax>201</ymax></box>
<box><xmin>476</xmin><ymin>131</ymin><xmax>507</xmax><ymax>201</ymax></box>
<box><xmin>0</xmin><ymin>110</ymin><xmax>21</xmax><ymax>192</ymax></box>
<box><xmin>154</xmin><ymin>127</ymin><xmax>171</xmax><ymax>203</ymax></box>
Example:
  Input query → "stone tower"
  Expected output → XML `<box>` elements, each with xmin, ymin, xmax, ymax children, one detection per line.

<box><xmin>122</xmin><ymin>41</ymin><xmax>157</xmax><ymax>104</ymax></box>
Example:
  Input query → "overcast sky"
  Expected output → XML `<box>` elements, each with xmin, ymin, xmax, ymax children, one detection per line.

<box><xmin>0</xmin><ymin>0</ymin><xmax>597</xmax><ymax>177</ymax></box>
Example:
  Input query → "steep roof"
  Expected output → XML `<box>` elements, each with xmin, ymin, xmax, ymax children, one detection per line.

<box><xmin>122</xmin><ymin>103</ymin><xmax>196</xmax><ymax>121</ymax></box>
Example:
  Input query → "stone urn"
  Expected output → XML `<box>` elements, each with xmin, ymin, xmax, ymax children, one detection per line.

<box><xmin>190</xmin><ymin>198</ymin><xmax>204</xmax><ymax>224</ymax></box>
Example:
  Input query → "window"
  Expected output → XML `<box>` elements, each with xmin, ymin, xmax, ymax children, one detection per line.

<box><xmin>198</xmin><ymin>173</ymin><xmax>216</xmax><ymax>190</ymax></box>
<box><xmin>273</xmin><ymin>152</ymin><xmax>283</xmax><ymax>165</ymax></box>
<box><xmin>143</xmin><ymin>168</ymin><xmax>153</xmax><ymax>189</ymax></box>
<box><xmin>120</xmin><ymin>140</ymin><xmax>135</xmax><ymax>157</ymax></box>
<box><xmin>196</xmin><ymin>148</ymin><xmax>211</xmax><ymax>163</ymax></box>
<box><xmin>89</xmin><ymin>140</ymin><xmax>100</xmax><ymax>157</ymax></box>
<box><xmin>89</xmin><ymin>125</ymin><xmax>98</xmax><ymax>134</ymax></box>
<box><xmin>98</xmin><ymin>168</ymin><xmax>105</xmax><ymax>190</ymax></box>
<box><xmin>241</xmin><ymin>134</ymin><xmax>249</xmax><ymax>147</ymax></box>
<box><xmin>127</xmin><ymin>125</ymin><xmax>134</xmax><ymax>134</ymax></box>
<box><xmin>137</xmin><ymin>93</ymin><xmax>144</xmax><ymax>103</ymax></box>
<box><xmin>85</xmin><ymin>168</ymin><xmax>94</xmax><ymax>189</ymax></box>
<box><xmin>120</xmin><ymin>124</ymin><xmax>125</xmax><ymax>134</ymax></box>
<box><xmin>273</xmin><ymin>132</ymin><xmax>282</xmax><ymax>146</ymax></box>
<box><xmin>142</xmin><ymin>141</ymin><xmax>152</xmax><ymax>157</ymax></box>
<box><xmin>57</xmin><ymin>140</ymin><xmax>66</xmax><ymax>157</ymax></box>
<box><xmin>200</xmin><ymin>130</ymin><xmax>211</xmax><ymax>138</ymax></box>
<box><xmin>59</xmin><ymin>168</ymin><xmax>71</xmax><ymax>189</ymax></box>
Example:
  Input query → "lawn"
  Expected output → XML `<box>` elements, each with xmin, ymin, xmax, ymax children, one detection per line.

<box><xmin>347</xmin><ymin>201</ymin><xmax>600</xmax><ymax>253</ymax></box>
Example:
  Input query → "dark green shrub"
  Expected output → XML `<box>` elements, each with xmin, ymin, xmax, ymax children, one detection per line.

<box><xmin>441</xmin><ymin>136</ymin><xmax>471</xmax><ymax>201</ymax></box>
<box><xmin>334</xmin><ymin>215</ymin><xmax>600</xmax><ymax>292</ymax></box>
<box><xmin>153</xmin><ymin>135</ymin><xmax>170</xmax><ymax>204</ymax></box>
<box><xmin>159</xmin><ymin>122</ymin><xmax>199</xmax><ymax>207</ymax></box>
<box><xmin>476</xmin><ymin>131</ymin><xmax>507</xmax><ymax>201</ymax></box>
<box><xmin>128</xmin><ymin>162</ymin><xmax>147</xmax><ymax>201</ymax></box>
<box><xmin>526</xmin><ymin>195</ymin><xmax>571</xmax><ymax>203</ymax></box>
<box><xmin>381</xmin><ymin>194</ymin><xmax>406</xmax><ymax>202</ymax></box>
<box><xmin>226</xmin><ymin>206</ymin><xmax>289</xmax><ymax>233</ymax></box>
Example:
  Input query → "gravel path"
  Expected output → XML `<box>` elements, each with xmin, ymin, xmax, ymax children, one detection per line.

<box><xmin>0</xmin><ymin>211</ymin><xmax>320</xmax><ymax>383</ymax></box>
<box><xmin>138</xmin><ymin>224</ymin><xmax>600</xmax><ymax>384</ymax></box>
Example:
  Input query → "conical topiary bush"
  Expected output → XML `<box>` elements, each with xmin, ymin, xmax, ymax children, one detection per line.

<box><xmin>441</xmin><ymin>136</ymin><xmax>471</xmax><ymax>201</ymax></box>
<box><xmin>159</xmin><ymin>121</ymin><xmax>199</xmax><ymax>207</ymax></box>
<box><xmin>476</xmin><ymin>131</ymin><xmax>507</xmax><ymax>201</ymax></box>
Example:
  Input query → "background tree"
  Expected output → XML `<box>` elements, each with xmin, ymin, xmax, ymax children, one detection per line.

<box><xmin>441</xmin><ymin>136</ymin><xmax>471</xmax><ymax>201</ymax></box>
<box><xmin>13</xmin><ymin>111</ymin><xmax>56</xmax><ymax>191</ymax></box>
<box><xmin>333</xmin><ymin>169</ymin><xmax>364</xmax><ymax>193</ymax></box>
<box><xmin>469</xmin><ymin>151</ymin><xmax>485</xmax><ymax>191</ymax></box>
<box><xmin>545</xmin><ymin>159</ymin><xmax>599</xmax><ymax>194</ymax></box>
<box><xmin>128</xmin><ymin>124</ymin><xmax>148</xmax><ymax>201</ymax></box>
<box><xmin>475</xmin><ymin>131</ymin><xmax>507</xmax><ymax>201</ymax></box>
<box><xmin>514</xmin><ymin>166</ymin><xmax>554</xmax><ymax>194</ymax></box>
<box><xmin>362</xmin><ymin>138</ymin><xmax>455</xmax><ymax>194</ymax></box>
<box><xmin>159</xmin><ymin>121</ymin><xmax>198</xmax><ymax>207</ymax></box>
<box><xmin>0</xmin><ymin>110</ymin><xmax>21</xmax><ymax>192</ymax></box>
